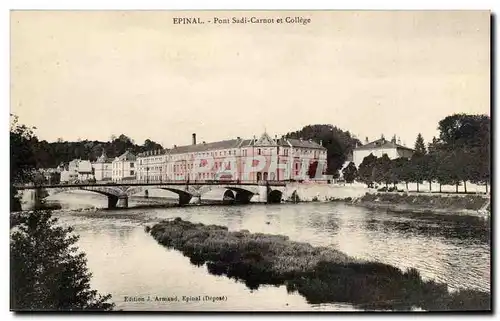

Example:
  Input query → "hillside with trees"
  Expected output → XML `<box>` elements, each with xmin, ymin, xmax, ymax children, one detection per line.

<box><xmin>283</xmin><ymin>124</ymin><xmax>361</xmax><ymax>176</ymax></box>
<box><xmin>10</xmin><ymin>114</ymin><xmax>163</xmax><ymax>170</ymax></box>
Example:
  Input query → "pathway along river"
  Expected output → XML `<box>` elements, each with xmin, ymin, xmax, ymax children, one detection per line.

<box><xmin>48</xmin><ymin>192</ymin><xmax>490</xmax><ymax>311</ymax></box>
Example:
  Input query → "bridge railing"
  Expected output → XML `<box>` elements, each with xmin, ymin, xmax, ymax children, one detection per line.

<box><xmin>14</xmin><ymin>179</ymin><xmax>291</xmax><ymax>188</ymax></box>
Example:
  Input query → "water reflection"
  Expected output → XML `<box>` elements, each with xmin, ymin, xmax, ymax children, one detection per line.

<box><xmin>49</xmin><ymin>193</ymin><xmax>490</xmax><ymax>311</ymax></box>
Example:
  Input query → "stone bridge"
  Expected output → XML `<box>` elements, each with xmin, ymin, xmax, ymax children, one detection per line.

<box><xmin>16</xmin><ymin>181</ymin><xmax>287</xmax><ymax>209</ymax></box>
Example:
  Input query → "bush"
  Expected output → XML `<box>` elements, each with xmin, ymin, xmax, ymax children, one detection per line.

<box><xmin>147</xmin><ymin>218</ymin><xmax>490</xmax><ymax>311</ymax></box>
<box><xmin>10</xmin><ymin>210</ymin><xmax>115</xmax><ymax>311</ymax></box>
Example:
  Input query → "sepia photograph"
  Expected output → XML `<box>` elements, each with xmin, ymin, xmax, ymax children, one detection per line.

<box><xmin>9</xmin><ymin>10</ymin><xmax>491</xmax><ymax>312</ymax></box>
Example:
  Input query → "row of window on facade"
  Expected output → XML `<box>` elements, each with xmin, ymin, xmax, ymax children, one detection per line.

<box><xmin>136</xmin><ymin>171</ymin><xmax>285</xmax><ymax>181</ymax></box>
<box><xmin>165</xmin><ymin>148</ymin><xmax>325</xmax><ymax>161</ymax></box>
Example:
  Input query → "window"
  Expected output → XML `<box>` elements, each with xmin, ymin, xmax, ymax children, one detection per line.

<box><xmin>258</xmin><ymin>149</ymin><xmax>261</xmax><ymax>155</ymax></box>
<box><xmin>130</xmin><ymin>170</ymin><xmax>134</xmax><ymax>176</ymax></box>
<box><xmin>130</xmin><ymin>162</ymin><xmax>134</xmax><ymax>168</ymax></box>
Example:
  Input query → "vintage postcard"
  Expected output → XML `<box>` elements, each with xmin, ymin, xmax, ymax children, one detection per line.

<box><xmin>10</xmin><ymin>10</ymin><xmax>491</xmax><ymax>312</ymax></box>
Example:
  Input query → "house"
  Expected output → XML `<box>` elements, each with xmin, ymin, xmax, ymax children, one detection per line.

<box><xmin>136</xmin><ymin>149</ymin><xmax>168</xmax><ymax>182</ymax></box>
<box><xmin>112</xmin><ymin>151</ymin><xmax>137</xmax><ymax>182</ymax></box>
<box><xmin>77</xmin><ymin>160</ymin><xmax>93</xmax><ymax>181</ymax></box>
<box><xmin>92</xmin><ymin>151</ymin><xmax>112</xmax><ymax>181</ymax></box>
<box><xmin>352</xmin><ymin>136</ymin><xmax>414</xmax><ymax>168</ymax></box>
<box><xmin>61</xmin><ymin>159</ymin><xmax>94</xmax><ymax>183</ymax></box>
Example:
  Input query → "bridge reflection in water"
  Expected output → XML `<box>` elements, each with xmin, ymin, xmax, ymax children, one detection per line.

<box><xmin>15</xmin><ymin>180</ymin><xmax>288</xmax><ymax>209</ymax></box>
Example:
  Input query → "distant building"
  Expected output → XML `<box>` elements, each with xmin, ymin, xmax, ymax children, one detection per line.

<box><xmin>352</xmin><ymin>136</ymin><xmax>414</xmax><ymax>168</ymax></box>
<box><xmin>61</xmin><ymin>159</ymin><xmax>94</xmax><ymax>182</ymax></box>
<box><xmin>92</xmin><ymin>151</ymin><xmax>112</xmax><ymax>181</ymax></box>
<box><xmin>112</xmin><ymin>151</ymin><xmax>137</xmax><ymax>182</ymax></box>
<box><xmin>77</xmin><ymin>160</ymin><xmax>93</xmax><ymax>181</ymax></box>
<box><xmin>136</xmin><ymin>149</ymin><xmax>168</xmax><ymax>182</ymax></box>
<box><xmin>156</xmin><ymin>132</ymin><xmax>328</xmax><ymax>182</ymax></box>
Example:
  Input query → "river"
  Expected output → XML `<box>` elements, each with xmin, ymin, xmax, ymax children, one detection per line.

<box><xmin>47</xmin><ymin>191</ymin><xmax>490</xmax><ymax>311</ymax></box>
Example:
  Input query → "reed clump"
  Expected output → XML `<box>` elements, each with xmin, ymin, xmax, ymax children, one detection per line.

<box><xmin>148</xmin><ymin>217</ymin><xmax>490</xmax><ymax>311</ymax></box>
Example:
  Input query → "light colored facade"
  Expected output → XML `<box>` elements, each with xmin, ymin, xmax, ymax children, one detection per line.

<box><xmin>154</xmin><ymin>132</ymin><xmax>328</xmax><ymax>183</ymax></box>
<box><xmin>92</xmin><ymin>151</ymin><xmax>112</xmax><ymax>181</ymax></box>
<box><xmin>62</xmin><ymin>159</ymin><xmax>94</xmax><ymax>182</ymax></box>
<box><xmin>352</xmin><ymin>137</ymin><xmax>414</xmax><ymax>168</ymax></box>
<box><xmin>77</xmin><ymin>160</ymin><xmax>93</xmax><ymax>181</ymax></box>
<box><xmin>111</xmin><ymin>151</ymin><xmax>137</xmax><ymax>182</ymax></box>
<box><xmin>136</xmin><ymin>149</ymin><xmax>168</xmax><ymax>182</ymax></box>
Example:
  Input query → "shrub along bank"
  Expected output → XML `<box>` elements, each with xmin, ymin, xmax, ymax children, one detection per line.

<box><xmin>354</xmin><ymin>193</ymin><xmax>489</xmax><ymax>215</ymax></box>
<box><xmin>147</xmin><ymin>218</ymin><xmax>490</xmax><ymax>311</ymax></box>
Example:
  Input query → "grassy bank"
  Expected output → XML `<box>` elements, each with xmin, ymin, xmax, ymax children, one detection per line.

<box><xmin>354</xmin><ymin>193</ymin><xmax>489</xmax><ymax>215</ymax></box>
<box><xmin>148</xmin><ymin>218</ymin><xmax>490</xmax><ymax>311</ymax></box>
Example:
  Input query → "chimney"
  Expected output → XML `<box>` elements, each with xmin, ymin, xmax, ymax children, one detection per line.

<box><xmin>319</xmin><ymin>140</ymin><xmax>323</xmax><ymax>146</ymax></box>
<box><xmin>192</xmin><ymin>133</ymin><xmax>197</xmax><ymax>145</ymax></box>
<box><xmin>299</xmin><ymin>137</ymin><xmax>303</xmax><ymax>141</ymax></box>
<box><xmin>308</xmin><ymin>138</ymin><xmax>312</xmax><ymax>143</ymax></box>
<box><xmin>365</xmin><ymin>137</ymin><xmax>369</xmax><ymax>144</ymax></box>
<box><xmin>174</xmin><ymin>144</ymin><xmax>177</xmax><ymax>148</ymax></box>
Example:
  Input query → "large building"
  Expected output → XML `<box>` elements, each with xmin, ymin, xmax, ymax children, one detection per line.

<box><xmin>352</xmin><ymin>136</ymin><xmax>414</xmax><ymax>168</ymax></box>
<box><xmin>137</xmin><ymin>132</ymin><xmax>328</xmax><ymax>183</ymax></box>
<box><xmin>136</xmin><ymin>149</ymin><xmax>168</xmax><ymax>182</ymax></box>
<box><xmin>111</xmin><ymin>151</ymin><xmax>137</xmax><ymax>182</ymax></box>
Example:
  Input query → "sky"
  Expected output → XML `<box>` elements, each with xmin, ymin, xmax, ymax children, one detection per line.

<box><xmin>10</xmin><ymin>10</ymin><xmax>490</xmax><ymax>148</ymax></box>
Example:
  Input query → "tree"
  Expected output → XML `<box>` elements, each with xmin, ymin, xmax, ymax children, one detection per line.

<box><xmin>438</xmin><ymin>114</ymin><xmax>490</xmax><ymax>193</ymax></box>
<box><xmin>342</xmin><ymin>162</ymin><xmax>358</xmax><ymax>183</ymax></box>
<box><xmin>358</xmin><ymin>154</ymin><xmax>378</xmax><ymax>188</ymax></box>
<box><xmin>414</xmin><ymin>133</ymin><xmax>426</xmax><ymax>156</ymax></box>
<box><xmin>10</xmin><ymin>210</ymin><xmax>115</xmax><ymax>311</ymax></box>
<box><xmin>409</xmin><ymin>134</ymin><xmax>428</xmax><ymax>192</ymax></box>
<box><xmin>374</xmin><ymin>154</ymin><xmax>392</xmax><ymax>188</ymax></box>
<box><xmin>10</xmin><ymin>115</ymin><xmax>38</xmax><ymax>211</ymax></box>
<box><xmin>284</xmin><ymin>124</ymin><xmax>361</xmax><ymax>175</ymax></box>
<box><xmin>435</xmin><ymin>150</ymin><xmax>462</xmax><ymax>193</ymax></box>
<box><xmin>391</xmin><ymin>157</ymin><xmax>410</xmax><ymax>190</ymax></box>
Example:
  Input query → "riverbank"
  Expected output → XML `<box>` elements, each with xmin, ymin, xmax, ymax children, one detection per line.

<box><xmin>147</xmin><ymin>218</ymin><xmax>490</xmax><ymax>311</ymax></box>
<box><xmin>351</xmin><ymin>193</ymin><xmax>490</xmax><ymax>217</ymax></box>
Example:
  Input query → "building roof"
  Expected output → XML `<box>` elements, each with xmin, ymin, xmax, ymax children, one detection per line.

<box><xmin>354</xmin><ymin>138</ymin><xmax>414</xmax><ymax>151</ymax></box>
<box><xmin>137</xmin><ymin>149</ymin><xmax>168</xmax><ymax>157</ymax></box>
<box><xmin>168</xmin><ymin>139</ymin><xmax>246</xmax><ymax>155</ymax></box>
<box><xmin>78</xmin><ymin>160</ymin><xmax>93</xmax><ymax>173</ymax></box>
<box><xmin>115</xmin><ymin>150</ymin><xmax>136</xmax><ymax>161</ymax></box>
<box><xmin>165</xmin><ymin>135</ymin><xmax>326</xmax><ymax>155</ymax></box>
<box><xmin>286</xmin><ymin>138</ymin><xmax>324</xmax><ymax>149</ymax></box>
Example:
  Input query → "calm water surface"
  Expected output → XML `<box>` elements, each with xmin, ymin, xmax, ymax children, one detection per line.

<box><xmin>48</xmin><ymin>192</ymin><xmax>490</xmax><ymax>311</ymax></box>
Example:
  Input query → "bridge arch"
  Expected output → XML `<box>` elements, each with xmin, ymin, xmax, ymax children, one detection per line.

<box><xmin>225</xmin><ymin>187</ymin><xmax>255</xmax><ymax>204</ymax></box>
<box><xmin>268</xmin><ymin>189</ymin><xmax>283</xmax><ymax>203</ymax></box>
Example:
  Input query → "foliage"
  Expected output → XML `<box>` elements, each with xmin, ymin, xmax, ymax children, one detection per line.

<box><xmin>284</xmin><ymin>124</ymin><xmax>361</xmax><ymax>175</ymax></box>
<box><xmin>10</xmin><ymin>210</ymin><xmax>115</xmax><ymax>311</ymax></box>
<box><xmin>414</xmin><ymin>133</ymin><xmax>427</xmax><ymax>156</ymax></box>
<box><xmin>342</xmin><ymin>162</ymin><xmax>358</xmax><ymax>183</ymax></box>
<box><xmin>148</xmin><ymin>218</ymin><xmax>490</xmax><ymax>311</ymax></box>
<box><xmin>10</xmin><ymin>114</ymin><xmax>164</xmax><ymax>170</ymax></box>
<box><xmin>357</xmin><ymin>154</ymin><xmax>377</xmax><ymax>187</ymax></box>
